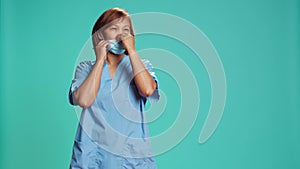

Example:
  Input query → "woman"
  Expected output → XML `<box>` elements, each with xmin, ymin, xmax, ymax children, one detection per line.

<box><xmin>68</xmin><ymin>8</ymin><xmax>160</xmax><ymax>169</ymax></box>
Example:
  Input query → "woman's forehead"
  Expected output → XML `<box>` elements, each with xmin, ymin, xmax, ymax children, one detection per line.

<box><xmin>108</xmin><ymin>17</ymin><xmax>130</xmax><ymax>27</ymax></box>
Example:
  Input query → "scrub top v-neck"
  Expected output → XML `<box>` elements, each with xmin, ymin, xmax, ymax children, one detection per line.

<box><xmin>69</xmin><ymin>54</ymin><xmax>160</xmax><ymax>169</ymax></box>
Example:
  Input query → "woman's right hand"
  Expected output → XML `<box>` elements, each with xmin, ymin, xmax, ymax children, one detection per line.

<box><xmin>94</xmin><ymin>33</ymin><xmax>109</xmax><ymax>62</ymax></box>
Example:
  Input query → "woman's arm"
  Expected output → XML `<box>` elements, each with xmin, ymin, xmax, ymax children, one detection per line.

<box><xmin>121</xmin><ymin>33</ymin><xmax>157</xmax><ymax>97</ymax></box>
<box><xmin>72</xmin><ymin>38</ymin><xmax>109</xmax><ymax>108</ymax></box>
<box><xmin>72</xmin><ymin>59</ymin><xmax>105</xmax><ymax>108</ymax></box>
<box><xmin>127</xmin><ymin>50</ymin><xmax>157</xmax><ymax>97</ymax></box>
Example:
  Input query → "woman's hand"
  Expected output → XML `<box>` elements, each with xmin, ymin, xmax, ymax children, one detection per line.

<box><xmin>120</xmin><ymin>33</ymin><xmax>136</xmax><ymax>54</ymax></box>
<box><xmin>94</xmin><ymin>33</ymin><xmax>109</xmax><ymax>61</ymax></box>
<box><xmin>121</xmin><ymin>33</ymin><xmax>157</xmax><ymax>98</ymax></box>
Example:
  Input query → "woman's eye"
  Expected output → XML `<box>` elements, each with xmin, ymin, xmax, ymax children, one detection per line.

<box><xmin>123</xmin><ymin>29</ymin><xmax>130</xmax><ymax>32</ymax></box>
<box><xmin>110</xmin><ymin>27</ymin><xmax>117</xmax><ymax>31</ymax></box>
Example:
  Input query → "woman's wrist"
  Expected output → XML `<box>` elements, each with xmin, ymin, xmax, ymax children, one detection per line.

<box><xmin>95</xmin><ymin>57</ymin><xmax>105</xmax><ymax>66</ymax></box>
<box><xmin>127</xmin><ymin>48</ymin><xmax>137</xmax><ymax>56</ymax></box>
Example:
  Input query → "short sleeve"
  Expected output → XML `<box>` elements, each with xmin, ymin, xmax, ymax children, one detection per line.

<box><xmin>68</xmin><ymin>61</ymin><xmax>93</xmax><ymax>105</ymax></box>
<box><xmin>142</xmin><ymin>59</ymin><xmax>160</xmax><ymax>102</ymax></box>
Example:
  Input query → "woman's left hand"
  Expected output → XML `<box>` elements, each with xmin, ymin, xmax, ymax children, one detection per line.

<box><xmin>119</xmin><ymin>33</ymin><xmax>156</xmax><ymax>97</ymax></box>
<box><xmin>120</xmin><ymin>33</ymin><xmax>136</xmax><ymax>54</ymax></box>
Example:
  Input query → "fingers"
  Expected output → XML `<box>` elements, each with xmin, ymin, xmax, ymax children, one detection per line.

<box><xmin>121</xmin><ymin>33</ymin><xmax>133</xmax><ymax>40</ymax></box>
<box><xmin>96</xmin><ymin>39</ymin><xmax>109</xmax><ymax>48</ymax></box>
<box><xmin>115</xmin><ymin>33</ymin><xmax>133</xmax><ymax>42</ymax></box>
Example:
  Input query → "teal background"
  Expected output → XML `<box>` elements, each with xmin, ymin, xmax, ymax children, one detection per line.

<box><xmin>1</xmin><ymin>0</ymin><xmax>299</xmax><ymax>168</ymax></box>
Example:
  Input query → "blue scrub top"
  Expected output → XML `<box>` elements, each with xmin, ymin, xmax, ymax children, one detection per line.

<box><xmin>69</xmin><ymin>55</ymin><xmax>160</xmax><ymax>169</ymax></box>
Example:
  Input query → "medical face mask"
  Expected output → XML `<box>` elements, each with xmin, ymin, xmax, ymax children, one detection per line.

<box><xmin>107</xmin><ymin>40</ymin><xmax>126</xmax><ymax>55</ymax></box>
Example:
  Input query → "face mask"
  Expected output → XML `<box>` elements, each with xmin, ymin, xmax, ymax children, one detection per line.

<box><xmin>107</xmin><ymin>40</ymin><xmax>125</xmax><ymax>55</ymax></box>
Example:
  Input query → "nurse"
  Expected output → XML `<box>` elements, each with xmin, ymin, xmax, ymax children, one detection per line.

<box><xmin>68</xmin><ymin>8</ymin><xmax>160</xmax><ymax>169</ymax></box>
